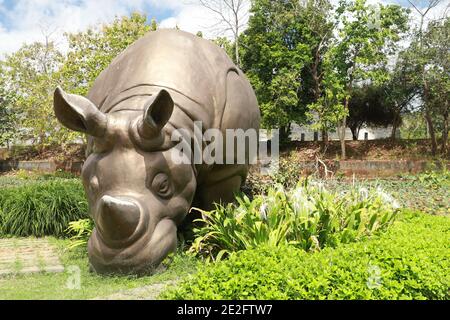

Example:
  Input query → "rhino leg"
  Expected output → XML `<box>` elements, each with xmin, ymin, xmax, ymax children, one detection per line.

<box><xmin>196</xmin><ymin>165</ymin><xmax>248</xmax><ymax>210</ymax></box>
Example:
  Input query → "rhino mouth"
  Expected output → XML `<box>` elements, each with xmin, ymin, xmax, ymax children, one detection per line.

<box><xmin>87</xmin><ymin>195</ymin><xmax>177</xmax><ymax>275</ymax></box>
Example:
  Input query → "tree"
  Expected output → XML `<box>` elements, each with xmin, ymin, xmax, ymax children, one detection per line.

<box><xmin>0</xmin><ymin>12</ymin><xmax>153</xmax><ymax>149</ymax></box>
<box><xmin>197</xmin><ymin>0</ymin><xmax>250</xmax><ymax>66</ymax></box>
<box><xmin>213</xmin><ymin>36</ymin><xmax>235</xmax><ymax>60</ymax></box>
<box><xmin>1</xmin><ymin>39</ymin><xmax>65</xmax><ymax>147</ymax></box>
<box><xmin>60</xmin><ymin>12</ymin><xmax>151</xmax><ymax>97</ymax></box>
<box><xmin>306</xmin><ymin>53</ymin><xmax>347</xmax><ymax>145</ymax></box>
<box><xmin>347</xmin><ymin>84</ymin><xmax>398</xmax><ymax>140</ymax></box>
<box><xmin>407</xmin><ymin>0</ymin><xmax>446</xmax><ymax>155</ymax></box>
<box><xmin>424</xmin><ymin>17</ymin><xmax>450</xmax><ymax>154</ymax></box>
<box><xmin>0</xmin><ymin>81</ymin><xmax>20</xmax><ymax>148</ymax></box>
<box><xmin>328</xmin><ymin>0</ymin><xmax>409</xmax><ymax>159</ymax></box>
<box><xmin>241</xmin><ymin>0</ymin><xmax>312</xmax><ymax>143</ymax></box>
<box><xmin>298</xmin><ymin>0</ymin><xmax>336</xmax><ymax>146</ymax></box>
<box><xmin>383</xmin><ymin>50</ymin><xmax>419</xmax><ymax>139</ymax></box>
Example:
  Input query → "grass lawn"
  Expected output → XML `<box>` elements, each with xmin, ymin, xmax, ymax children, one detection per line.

<box><xmin>0</xmin><ymin>239</ymin><xmax>197</xmax><ymax>300</ymax></box>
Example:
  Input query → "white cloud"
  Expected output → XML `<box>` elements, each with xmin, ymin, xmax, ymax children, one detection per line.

<box><xmin>0</xmin><ymin>0</ymin><xmax>448</xmax><ymax>58</ymax></box>
<box><xmin>158</xmin><ymin>0</ymin><xmax>252</xmax><ymax>39</ymax></box>
<box><xmin>0</xmin><ymin>0</ymin><xmax>148</xmax><ymax>56</ymax></box>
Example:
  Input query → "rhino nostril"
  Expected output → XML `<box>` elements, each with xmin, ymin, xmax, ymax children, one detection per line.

<box><xmin>98</xmin><ymin>195</ymin><xmax>141</xmax><ymax>241</ymax></box>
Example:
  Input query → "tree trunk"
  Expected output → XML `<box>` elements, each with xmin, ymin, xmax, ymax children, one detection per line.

<box><xmin>279</xmin><ymin>125</ymin><xmax>291</xmax><ymax>146</ymax></box>
<box><xmin>235</xmin><ymin>33</ymin><xmax>240</xmax><ymax>67</ymax></box>
<box><xmin>442</xmin><ymin>110</ymin><xmax>448</xmax><ymax>155</ymax></box>
<box><xmin>391</xmin><ymin>123</ymin><xmax>398</xmax><ymax>140</ymax></box>
<box><xmin>350</xmin><ymin>127</ymin><xmax>358</xmax><ymax>140</ymax></box>
<box><xmin>339</xmin><ymin>99</ymin><xmax>348</xmax><ymax>160</ymax></box>
<box><xmin>339</xmin><ymin>122</ymin><xmax>346</xmax><ymax>160</ymax></box>
<box><xmin>391</xmin><ymin>110</ymin><xmax>400</xmax><ymax>140</ymax></box>
<box><xmin>425</xmin><ymin>110</ymin><xmax>437</xmax><ymax>156</ymax></box>
<box><xmin>321</xmin><ymin>129</ymin><xmax>328</xmax><ymax>147</ymax></box>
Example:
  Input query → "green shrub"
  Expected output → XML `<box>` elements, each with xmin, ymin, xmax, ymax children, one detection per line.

<box><xmin>414</xmin><ymin>169</ymin><xmax>450</xmax><ymax>189</ymax></box>
<box><xmin>0</xmin><ymin>179</ymin><xmax>88</xmax><ymax>237</ymax></box>
<box><xmin>190</xmin><ymin>180</ymin><xmax>399</xmax><ymax>259</ymax></box>
<box><xmin>163</xmin><ymin>212</ymin><xmax>450</xmax><ymax>300</ymax></box>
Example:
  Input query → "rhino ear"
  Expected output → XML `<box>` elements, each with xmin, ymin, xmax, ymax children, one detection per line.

<box><xmin>53</xmin><ymin>86</ymin><xmax>107</xmax><ymax>137</ymax></box>
<box><xmin>138</xmin><ymin>90</ymin><xmax>174</xmax><ymax>139</ymax></box>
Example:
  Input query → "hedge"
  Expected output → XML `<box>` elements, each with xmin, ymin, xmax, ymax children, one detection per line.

<box><xmin>162</xmin><ymin>211</ymin><xmax>450</xmax><ymax>300</ymax></box>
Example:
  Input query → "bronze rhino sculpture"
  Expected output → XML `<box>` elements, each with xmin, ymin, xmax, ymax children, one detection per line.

<box><xmin>53</xmin><ymin>29</ymin><xmax>260</xmax><ymax>274</ymax></box>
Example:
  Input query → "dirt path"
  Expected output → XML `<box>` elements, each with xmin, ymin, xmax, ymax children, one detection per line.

<box><xmin>91</xmin><ymin>279</ymin><xmax>180</xmax><ymax>300</ymax></box>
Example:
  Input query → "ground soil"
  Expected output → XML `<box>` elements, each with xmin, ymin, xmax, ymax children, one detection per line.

<box><xmin>282</xmin><ymin>139</ymin><xmax>449</xmax><ymax>161</ymax></box>
<box><xmin>0</xmin><ymin>139</ymin><xmax>448</xmax><ymax>162</ymax></box>
<box><xmin>0</xmin><ymin>143</ymin><xmax>86</xmax><ymax>162</ymax></box>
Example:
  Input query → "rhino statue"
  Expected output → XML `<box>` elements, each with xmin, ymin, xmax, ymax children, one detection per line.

<box><xmin>53</xmin><ymin>29</ymin><xmax>260</xmax><ymax>274</ymax></box>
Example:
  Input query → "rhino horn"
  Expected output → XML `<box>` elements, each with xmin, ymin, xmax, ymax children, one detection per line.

<box><xmin>137</xmin><ymin>89</ymin><xmax>174</xmax><ymax>139</ymax></box>
<box><xmin>53</xmin><ymin>86</ymin><xmax>107</xmax><ymax>137</ymax></box>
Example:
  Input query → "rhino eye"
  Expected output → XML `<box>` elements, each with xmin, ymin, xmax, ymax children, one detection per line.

<box><xmin>152</xmin><ymin>173</ymin><xmax>173</xmax><ymax>198</ymax></box>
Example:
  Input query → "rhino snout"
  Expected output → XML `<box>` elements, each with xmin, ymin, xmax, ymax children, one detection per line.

<box><xmin>97</xmin><ymin>195</ymin><xmax>141</xmax><ymax>242</ymax></box>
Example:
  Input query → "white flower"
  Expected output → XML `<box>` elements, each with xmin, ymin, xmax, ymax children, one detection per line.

<box><xmin>259</xmin><ymin>203</ymin><xmax>268</xmax><ymax>221</ymax></box>
<box><xmin>359</xmin><ymin>187</ymin><xmax>369</xmax><ymax>200</ymax></box>
<box><xmin>375</xmin><ymin>187</ymin><xmax>401</xmax><ymax>209</ymax></box>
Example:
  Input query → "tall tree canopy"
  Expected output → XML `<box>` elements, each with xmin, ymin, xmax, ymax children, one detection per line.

<box><xmin>241</xmin><ymin>0</ymin><xmax>314</xmax><ymax>142</ymax></box>
<box><xmin>328</xmin><ymin>0</ymin><xmax>409</xmax><ymax>158</ymax></box>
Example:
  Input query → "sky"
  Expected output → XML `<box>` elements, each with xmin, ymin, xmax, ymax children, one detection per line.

<box><xmin>0</xmin><ymin>0</ymin><xmax>448</xmax><ymax>57</ymax></box>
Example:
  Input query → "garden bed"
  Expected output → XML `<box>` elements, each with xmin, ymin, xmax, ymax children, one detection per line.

<box><xmin>0</xmin><ymin>170</ymin><xmax>448</xmax><ymax>300</ymax></box>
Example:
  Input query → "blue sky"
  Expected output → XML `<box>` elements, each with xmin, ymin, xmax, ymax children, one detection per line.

<box><xmin>0</xmin><ymin>0</ymin><xmax>448</xmax><ymax>57</ymax></box>
<box><xmin>0</xmin><ymin>0</ymin><xmax>175</xmax><ymax>31</ymax></box>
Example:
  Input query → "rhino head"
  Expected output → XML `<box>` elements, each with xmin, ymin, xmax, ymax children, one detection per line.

<box><xmin>54</xmin><ymin>87</ymin><xmax>196</xmax><ymax>274</ymax></box>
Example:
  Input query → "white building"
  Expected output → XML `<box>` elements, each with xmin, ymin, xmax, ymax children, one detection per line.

<box><xmin>289</xmin><ymin>123</ymin><xmax>397</xmax><ymax>141</ymax></box>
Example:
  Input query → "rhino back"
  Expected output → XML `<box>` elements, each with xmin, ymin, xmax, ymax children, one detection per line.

<box><xmin>87</xmin><ymin>29</ymin><xmax>239</xmax><ymax>130</ymax></box>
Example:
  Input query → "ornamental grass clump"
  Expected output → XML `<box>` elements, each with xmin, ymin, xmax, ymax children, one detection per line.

<box><xmin>190</xmin><ymin>180</ymin><xmax>399</xmax><ymax>259</ymax></box>
<box><xmin>0</xmin><ymin>179</ymin><xmax>88</xmax><ymax>237</ymax></box>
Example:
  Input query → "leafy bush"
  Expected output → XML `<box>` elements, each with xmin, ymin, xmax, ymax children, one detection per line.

<box><xmin>190</xmin><ymin>180</ymin><xmax>399</xmax><ymax>259</ymax></box>
<box><xmin>66</xmin><ymin>218</ymin><xmax>94</xmax><ymax>249</ymax></box>
<box><xmin>414</xmin><ymin>169</ymin><xmax>450</xmax><ymax>189</ymax></box>
<box><xmin>0</xmin><ymin>179</ymin><xmax>88</xmax><ymax>237</ymax></box>
<box><xmin>243</xmin><ymin>152</ymin><xmax>304</xmax><ymax>196</ymax></box>
<box><xmin>163</xmin><ymin>212</ymin><xmax>450</xmax><ymax>300</ymax></box>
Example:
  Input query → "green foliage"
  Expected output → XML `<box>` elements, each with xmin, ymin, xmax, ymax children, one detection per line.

<box><xmin>347</xmin><ymin>84</ymin><xmax>399</xmax><ymax>139</ymax></box>
<box><xmin>243</xmin><ymin>152</ymin><xmax>305</xmax><ymax>195</ymax></box>
<box><xmin>66</xmin><ymin>218</ymin><xmax>94</xmax><ymax>249</ymax></box>
<box><xmin>241</xmin><ymin>0</ymin><xmax>312</xmax><ymax>138</ymax></box>
<box><xmin>213</xmin><ymin>37</ymin><xmax>235</xmax><ymax>63</ymax></box>
<box><xmin>0</xmin><ymin>83</ymin><xmax>20</xmax><ymax>148</ymax></box>
<box><xmin>306</xmin><ymin>54</ymin><xmax>347</xmax><ymax>134</ymax></box>
<box><xmin>413</xmin><ymin>169</ymin><xmax>450</xmax><ymax>190</ymax></box>
<box><xmin>190</xmin><ymin>181</ymin><xmax>399</xmax><ymax>259</ymax></box>
<box><xmin>1</xmin><ymin>41</ymin><xmax>66</xmax><ymax>146</ymax></box>
<box><xmin>329</xmin><ymin>0</ymin><xmax>409</xmax><ymax>157</ymax></box>
<box><xmin>0</xmin><ymin>12</ymin><xmax>153</xmax><ymax>149</ymax></box>
<box><xmin>163</xmin><ymin>212</ymin><xmax>450</xmax><ymax>300</ymax></box>
<box><xmin>323</xmin><ymin>172</ymin><xmax>450</xmax><ymax>216</ymax></box>
<box><xmin>0</xmin><ymin>179</ymin><xmax>88</xmax><ymax>237</ymax></box>
<box><xmin>60</xmin><ymin>12</ymin><xmax>151</xmax><ymax>97</ymax></box>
